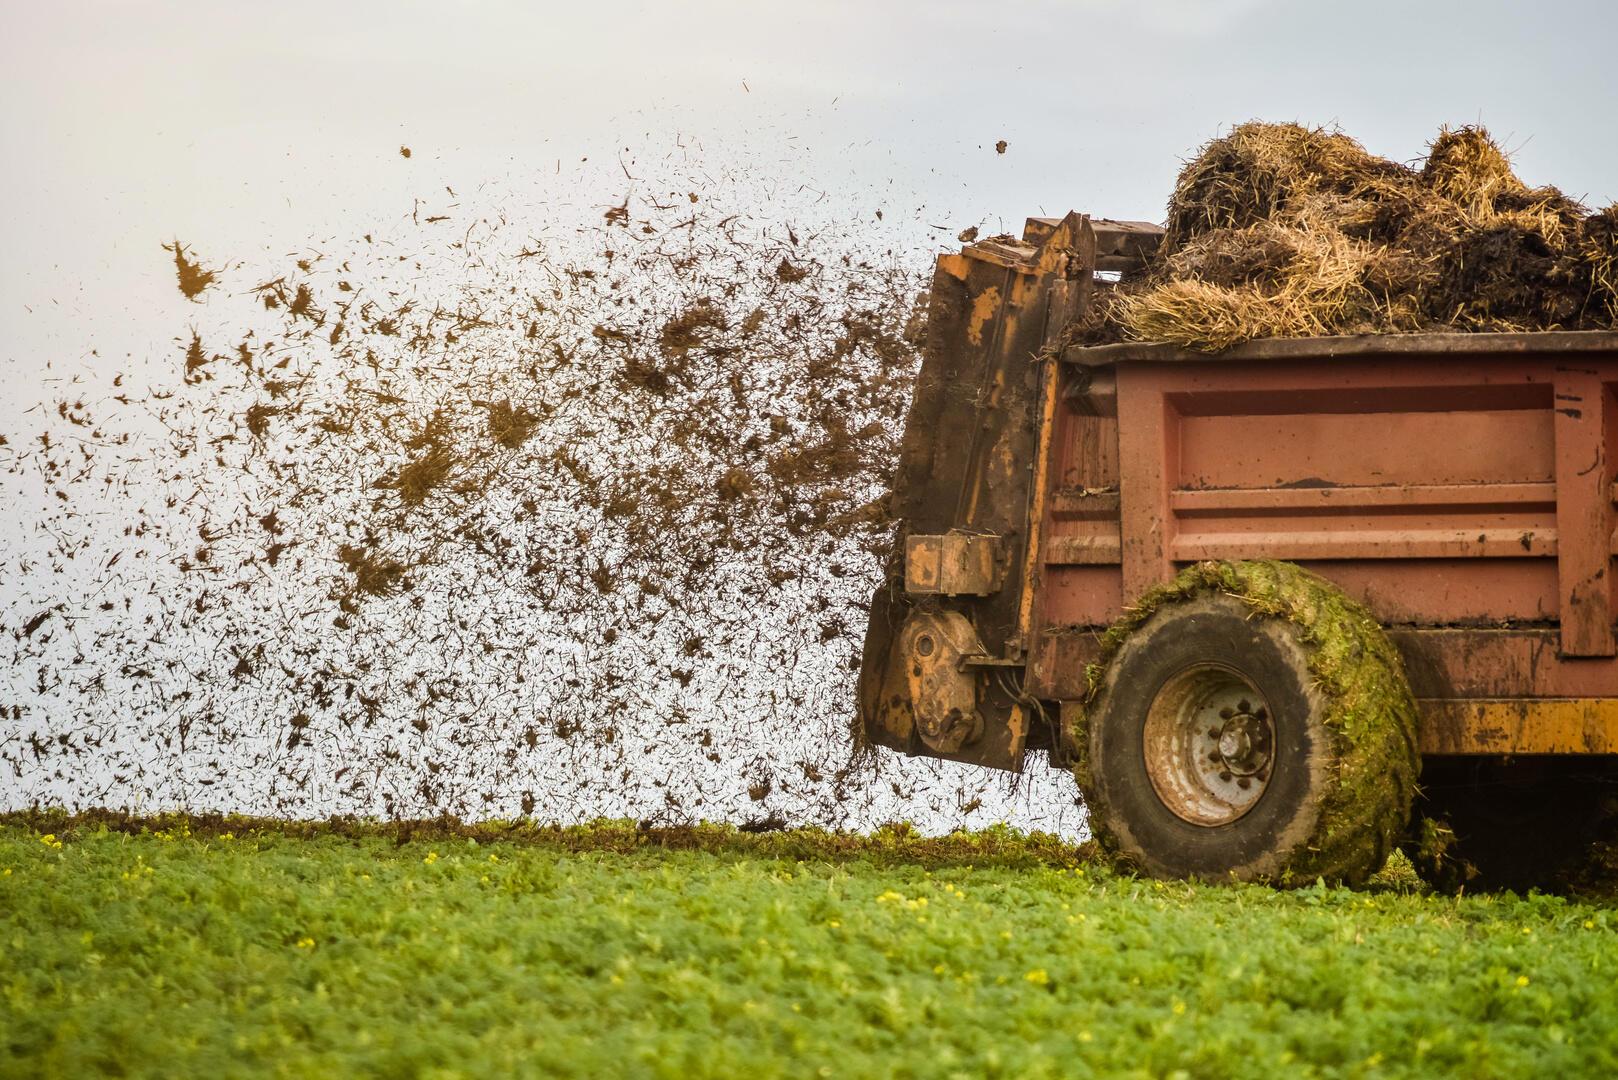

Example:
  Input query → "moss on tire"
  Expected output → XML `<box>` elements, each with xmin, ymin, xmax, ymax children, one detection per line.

<box><xmin>1071</xmin><ymin>560</ymin><xmax>1419</xmax><ymax>886</ymax></box>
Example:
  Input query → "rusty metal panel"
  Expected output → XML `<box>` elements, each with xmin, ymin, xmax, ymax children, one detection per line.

<box><xmin>1552</xmin><ymin>370</ymin><xmax>1616</xmax><ymax>655</ymax></box>
<box><xmin>1175</xmin><ymin>409</ymin><xmax>1555</xmax><ymax>489</ymax></box>
<box><xmin>1033</xmin><ymin>567</ymin><xmax>1124</xmax><ymax>634</ymax></box>
<box><xmin>1280</xmin><ymin>560</ymin><xmax>1559</xmax><ymax>626</ymax></box>
<box><xmin>1389</xmin><ymin>629</ymin><xmax>1617</xmax><ymax>699</ymax></box>
<box><xmin>1115</xmin><ymin>368</ymin><xmax>1177</xmax><ymax>600</ymax></box>
<box><xmin>903</xmin><ymin>532</ymin><xmax>1003</xmax><ymax>596</ymax></box>
<box><xmin>1026</xmin><ymin>629</ymin><xmax>1105</xmax><ymax>703</ymax></box>
<box><xmin>1053</xmin><ymin>355</ymin><xmax>1617</xmax><ymax>631</ymax></box>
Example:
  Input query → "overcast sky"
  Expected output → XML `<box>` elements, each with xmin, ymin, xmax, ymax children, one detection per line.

<box><xmin>4</xmin><ymin>0</ymin><xmax>1617</xmax><ymax>394</ymax></box>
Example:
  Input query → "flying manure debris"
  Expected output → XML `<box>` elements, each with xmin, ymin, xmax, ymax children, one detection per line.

<box><xmin>2</xmin><ymin>158</ymin><xmax>1031</xmax><ymax>831</ymax></box>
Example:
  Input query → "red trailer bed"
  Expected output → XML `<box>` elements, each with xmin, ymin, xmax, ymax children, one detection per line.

<box><xmin>1032</xmin><ymin>331</ymin><xmax>1618</xmax><ymax>757</ymax></box>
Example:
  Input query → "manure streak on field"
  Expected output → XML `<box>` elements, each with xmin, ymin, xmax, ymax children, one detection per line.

<box><xmin>0</xmin><ymin>159</ymin><xmax>1082</xmax><ymax>832</ymax></box>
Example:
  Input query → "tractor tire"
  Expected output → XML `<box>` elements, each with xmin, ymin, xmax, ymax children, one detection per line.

<box><xmin>1073</xmin><ymin>560</ymin><xmax>1419</xmax><ymax>885</ymax></box>
<box><xmin>1404</xmin><ymin>758</ymin><xmax>1616</xmax><ymax>893</ymax></box>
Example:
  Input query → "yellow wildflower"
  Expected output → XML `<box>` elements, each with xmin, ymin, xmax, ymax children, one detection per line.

<box><xmin>295</xmin><ymin>937</ymin><xmax>315</xmax><ymax>949</ymax></box>
<box><xmin>1516</xmin><ymin>975</ymin><xmax>1530</xmax><ymax>987</ymax></box>
<box><xmin>1024</xmin><ymin>969</ymin><xmax>1050</xmax><ymax>986</ymax></box>
<box><xmin>423</xmin><ymin>851</ymin><xmax>439</xmax><ymax>865</ymax></box>
<box><xmin>39</xmin><ymin>834</ymin><xmax>63</xmax><ymax>851</ymax></box>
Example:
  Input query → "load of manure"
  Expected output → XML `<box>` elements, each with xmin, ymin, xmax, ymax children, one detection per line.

<box><xmin>1079</xmin><ymin>122</ymin><xmax>1618</xmax><ymax>351</ymax></box>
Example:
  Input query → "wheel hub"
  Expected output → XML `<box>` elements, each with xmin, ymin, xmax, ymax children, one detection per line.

<box><xmin>1142</xmin><ymin>667</ymin><xmax>1277</xmax><ymax>826</ymax></box>
<box><xmin>1214</xmin><ymin>703</ymin><xmax>1272</xmax><ymax>777</ymax></box>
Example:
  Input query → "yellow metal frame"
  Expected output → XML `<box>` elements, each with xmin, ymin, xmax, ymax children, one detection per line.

<box><xmin>1418</xmin><ymin>698</ymin><xmax>1618</xmax><ymax>754</ymax></box>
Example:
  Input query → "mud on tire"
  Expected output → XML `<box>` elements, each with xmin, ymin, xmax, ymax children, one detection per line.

<box><xmin>1073</xmin><ymin>560</ymin><xmax>1419</xmax><ymax>885</ymax></box>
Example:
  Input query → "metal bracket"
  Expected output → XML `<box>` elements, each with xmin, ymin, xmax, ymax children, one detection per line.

<box><xmin>904</xmin><ymin>530</ymin><xmax>1004</xmax><ymax>596</ymax></box>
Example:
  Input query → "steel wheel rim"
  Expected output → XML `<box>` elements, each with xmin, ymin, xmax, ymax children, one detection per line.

<box><xmin>1141</xmin><ymin>663</ymin><xmax>1275</xmax><ymax>827</ymax></box>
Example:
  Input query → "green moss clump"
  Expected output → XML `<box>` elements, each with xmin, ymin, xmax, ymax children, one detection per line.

<box><xmin>1071</xmin><ymin>559</ymin><xmax>1419</xmax><ymax>885</ymax></box>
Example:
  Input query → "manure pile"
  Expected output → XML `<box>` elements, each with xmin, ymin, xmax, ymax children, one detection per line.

<box><xmin>1078</xmin><ymin>122</ymin><xmax>1618</xmax><ymax>351</ymax></box>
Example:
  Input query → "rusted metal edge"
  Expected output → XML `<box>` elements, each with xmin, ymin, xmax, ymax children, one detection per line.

<box><xmin>1024</xmin><ymin>216</ymin><xmax>1163</xmax><ymax>245</ymax></box>
<box><xmin>975</xmin><ymin>218</ymin><xmax>1163</xmax><ymax>274</ymax></box>
<box><xmin>1062</xmin><ymin>330</ymin><xmax>1618</xmax><ymax>368</ymax></box>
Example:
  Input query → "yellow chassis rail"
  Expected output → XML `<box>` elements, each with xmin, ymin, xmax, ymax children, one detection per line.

<box><xmin>1419</xmin><ymin>699</ymin><xmax>1618</xmax><ymax>754</ymax></box>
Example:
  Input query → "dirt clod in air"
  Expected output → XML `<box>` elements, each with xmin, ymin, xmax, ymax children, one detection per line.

<box><xmin>481</xmin><ymin>400</ymin><xmax>541</xmax><ymax>450</ymax></box>
<box><xmin>244</xmin><ymin>403</ymin><xmax>280</xmax><ymax>437</ymax></box>
<box><xmin>338</xmin><ymin>543</ymin><xmax>409</xmax><ymax>597</ymax></box>
<box><xmin>183</xmin><ymin>331</ymin><xmax>210</xmax><ymax>374</ymax></box>
<box><xmin>164</xmin><ymin>240</ymin><xmax>218</xmax><ymax>300</ymax></box>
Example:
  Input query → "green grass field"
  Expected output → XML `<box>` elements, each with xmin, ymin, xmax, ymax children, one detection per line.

<box><xmin>2</xmin><ymin>815</ymin><xmax>1616</xmax><ymax>1079</ymax></box>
